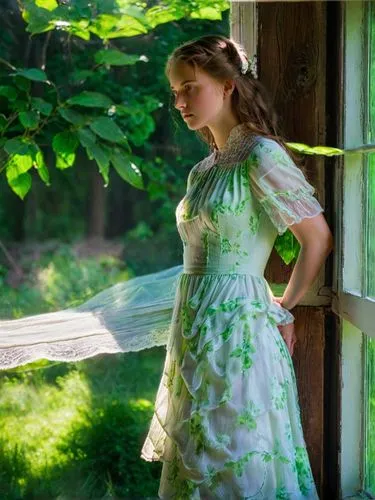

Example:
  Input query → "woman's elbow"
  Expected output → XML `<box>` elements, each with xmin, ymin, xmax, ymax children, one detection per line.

<box><xmin>291</xmin><ymin>214</ymin><xmax>334</xmax><ymax>253</ymax></box>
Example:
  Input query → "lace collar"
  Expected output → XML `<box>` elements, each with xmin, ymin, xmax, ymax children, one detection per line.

<box><xmin>212</xmin><ymin>122</ymin><xmax>256</xmax><ymax>164</ymax></box>
<box><xmin>192</xmin><ymin>123</ymin><xmax>258</xmax><ymax>174</ymax></box>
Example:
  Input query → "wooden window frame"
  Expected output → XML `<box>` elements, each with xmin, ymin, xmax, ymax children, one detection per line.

<box><xmin>331</xmin><ymin>1</ymin><xmax>375</xmax><ymax>497</ymax></box>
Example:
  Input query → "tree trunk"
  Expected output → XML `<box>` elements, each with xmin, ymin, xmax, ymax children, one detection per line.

<box><xmin>87</xmin><ymin>164</ymin><xmax>107</xmax><ymax>239</ymax></box>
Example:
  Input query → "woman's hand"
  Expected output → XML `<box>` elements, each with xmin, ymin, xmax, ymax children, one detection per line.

<box><xmin>272</xmin><ymin>297</ymin><xmax>297</xmax><ymax>356</ymax></box>
<box><xmin>277</xmin><ymin>322</ymin><xmax>297</xmax><ymax>357</ymax></box>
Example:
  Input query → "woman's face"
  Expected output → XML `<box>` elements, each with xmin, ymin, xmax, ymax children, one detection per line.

<box><xmin>168</xmin><ymin>60</ymin><xmax>225</xmax><ymax>130</ymax></box>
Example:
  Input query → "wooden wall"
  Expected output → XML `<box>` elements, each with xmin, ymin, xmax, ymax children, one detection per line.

<box><xmin>231</xmin><ymin>2</ymin><xmax>329</xmax><ymax>496</ymax></box>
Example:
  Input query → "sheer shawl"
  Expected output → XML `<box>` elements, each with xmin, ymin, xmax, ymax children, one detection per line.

<box><xmin>0</xmin><ymin>264</ymin><xmax>183</xmax><ymax>370</ymax></box>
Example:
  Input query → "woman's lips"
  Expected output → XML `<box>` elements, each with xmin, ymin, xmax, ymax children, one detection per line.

<box><xmin>183</xmin><ymin>114</ymin><xmax>194</xmax><ymax>119</ymax></box>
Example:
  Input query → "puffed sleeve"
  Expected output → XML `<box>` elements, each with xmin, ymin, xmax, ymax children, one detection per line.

<box><xmin>247</xmin><ymin>137</ymin><xmax>324</xmax><ymax>235</ymax></box>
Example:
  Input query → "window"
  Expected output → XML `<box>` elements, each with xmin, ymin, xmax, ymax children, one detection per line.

<box><xmin>333</xmin><ymin>0</ymin><xmax>375</xmax><ymax>496</ymax></box>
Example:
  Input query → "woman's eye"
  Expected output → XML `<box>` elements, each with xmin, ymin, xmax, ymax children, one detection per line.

<box><xmin>171</xmin><ymin>85</ymin><xmax>193</xmax><ymax>99</ymax></box>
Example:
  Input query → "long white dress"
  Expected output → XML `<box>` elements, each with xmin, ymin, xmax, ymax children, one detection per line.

<box><xmin>140</xmin><ymin>123</ymin><xmax>323</xmax><ymax>499</ymax></box>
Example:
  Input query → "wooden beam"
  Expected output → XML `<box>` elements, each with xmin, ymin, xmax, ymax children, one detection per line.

<box><xmin>230</xmin><ymin>2</ymin><xmax>328</xmax><ymax>496</ymax></box>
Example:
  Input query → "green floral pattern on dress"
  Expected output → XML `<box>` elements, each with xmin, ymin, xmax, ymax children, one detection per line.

<box><xmin>142</xmin><ymin>125</ymin><xmax>321</xmax><ymax>499</ymax></box>
<box><xmin>229</xmin><ymin>321</ymin><xmax>256</xmax><ymax>372</ymax></box>
<box><xmin>236</xmin><ymin>400</ymin><xmax>261</xmax><ymax>430</ymax></box>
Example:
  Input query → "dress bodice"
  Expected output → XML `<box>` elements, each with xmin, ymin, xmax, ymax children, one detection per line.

<box><xmin>175</xmin><ymin>123</ymin><xmax>324</xmax><ymax>276</ymax></box>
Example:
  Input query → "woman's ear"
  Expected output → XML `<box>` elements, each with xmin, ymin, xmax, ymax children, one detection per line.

<box><xmin>223</xmin><ymin>79</ymin><xmax>236</xmax><ymax>98</ymax></box>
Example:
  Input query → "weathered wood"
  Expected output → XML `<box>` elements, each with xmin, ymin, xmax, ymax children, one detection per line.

<box><xmin>292</xmin><ymin>306</ymin><xmax>325</xmax><ymax>491</ymax></box>
<box><xmin>259</xmin><ymin>3</ymin><xmax>327</xmax><ymax>494</ymax></box>
<box><xmin>230</xmin><ymin>2</ymin><xmax>328</xmax><ymax>496</ymax></box>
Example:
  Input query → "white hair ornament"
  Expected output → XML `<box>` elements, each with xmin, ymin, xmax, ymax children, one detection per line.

<box><xmin>242</xmin><ymin>54</ymin><xmax>258</xmax><ymax>79</ymax></box>
<box><xmin>239</xmin><ymin>52</ymin><xmax>258</xmax><ymax>79</ymax></box>
<box><xmin>230</xmin><ymin>39</ymin><xmax>258</xmax><ymax>79</ymax></box>
<box><xmin>218</xmin><ymin>39</ymin><xmax>258</xmax><ymax>79</ymax></box>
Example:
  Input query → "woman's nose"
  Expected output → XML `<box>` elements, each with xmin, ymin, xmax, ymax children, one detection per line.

<box><xmin>174</xmin><ymin>94</ymin><xmax>187</xmax><ymax>110</ymax></box>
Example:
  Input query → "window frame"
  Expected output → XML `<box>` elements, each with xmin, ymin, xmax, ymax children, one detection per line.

<box><xmin>332</xmin><ymin>0</ymin><xmax>375</xmax><ymax>333</ymax></box>
<box><xmin>332</xmin><ymin>0</ymin><xmax>375</xmax><ymax>497</ymax></box>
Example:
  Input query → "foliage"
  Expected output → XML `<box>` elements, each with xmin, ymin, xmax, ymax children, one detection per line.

<box><xmin>0</xmin><ymin>242</ymin><xmax>169</xmax><ymax>497</ymax></box>
<box><xmin>0</xmin><ymin>0</ymin><xmax>230</xmax><ymax>199</ymax></box>
<box><xmin>0</xmin><ymin>243</ymin><xmax>130</xmax><ymax>318</ymax></box>
<box><xmin>0</xmin><ymin>55</ymin><xmax>155</xmax><ymax>198</ymax></box>
<box><xmin>21</xmin><ymin>0</ymin><xmax>229</xmax><ymax>39</ymax></box>
<box><xmin>274</xmin><ymin>228</ymin><xmax>301</xmax><ymax>266</ymax></box>
<box><xmin>0</xmin><ymin>348</ymin><xmax>165</xmax><ymax>498</ymax></box>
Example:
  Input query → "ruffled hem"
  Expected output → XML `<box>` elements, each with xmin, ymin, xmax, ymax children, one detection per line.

<box><xmin>141</xmin><ymin>274</ymin><xmax>318</xmax><ymax>499</ymax></box>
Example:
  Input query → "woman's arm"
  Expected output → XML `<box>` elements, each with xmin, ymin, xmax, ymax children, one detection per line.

<box><xmin>278</xmin><ymin>212</ymin><xmax>334</xmax><ymax>311</ymax></box>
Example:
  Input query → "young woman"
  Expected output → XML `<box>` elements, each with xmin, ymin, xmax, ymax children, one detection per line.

<box><xmin>140</xmin><ymin>35</ymin><xmax>333</xmax><ymax>498</ymax></box>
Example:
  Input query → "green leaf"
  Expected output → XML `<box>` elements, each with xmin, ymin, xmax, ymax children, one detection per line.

<box><xmin>0</xmin><ymin>86</ymin><xmax>18</xmax><ymax>101</ymax></box>
<box><xmin>77</xmin><ymin>128</ymin><xmax>96</xmax><ymax>148</ymax></box>
<box><xmin>14</xmin><ymin>76</ymin><xmax>31</xmax><ymax>92</ymax></box>
<box><xmin>58</xmin><ymin>107</ymin><xmax>87</xmax><ymax>126</ymax></box>
<box><xmin>90</xmin><ymin>13</ymin><xmax>148</xmax><ymax>39</ymax></box>
<box><xmin>109</xmin><ymin>104</ymin><xmax>131</xmax><ymax>116</ymax></box>
<box><xmin>274</xmin><ymin>230</ymin><xmax>300</xmax><ymax>265</ymax></box>
<box><xmin>286</xmin><ymin>141</ymin><xmax>344</xmax><ymax>157</ymax></box>
<box><xmin>89</xmin><ymin>14</ymin><xmax>117</xmax><ymax>38</ymax></box>
<box><xmin>86</xmin><ymin>142</ymin><xmax>111</xmax><ymax>186</ymax></box>
<box><xmin>35</xmin><ymin>0</ymin><xmax>58</xmax><ymax>11</ymax></box>
<box><xmin>309</xmin><ymin>145</ymin><xmax>344</xmax><ymax>156</ymax></box>
<box><xmin>111</xmin><ymin>149</ymin><xmax>144</xmax><ymax>189</ymax></box>
<box><xmin>146</xmin><ymin>5</ymin><xmax>179</xmax><ymax>28</ymax></box>
<box><xmin>69</xmin><ymin>24</ymin><xmax>91</xmax><ymax>41</ymax></box>
<box><xmin>19</xmin><ymin>110</ymin><xmax>40</xmax><ymax>130</ymax></box>
<box><xmin>191</xmin><ymin>7</ymin><xmax>223</xmax><ymax>20</ymax></box>
<box><xmin>52</xmin><ymin>131</ymin><xmax>79</xmax><ymax>169</ymax></box>
<box><xmin>89</xmin><ymin>117</ymin><xmax>128</xmax><ymax>145</ymax></box>
<box><xmin>67</xmin><ymin>91</ymin><xmax>113</xmax><ymax>108</ymax></box>
<box><xmin>106</xmin><ymin>22</ymin><xmax>148</xmax><ymax>39</ymax></box>
<box><xmin>7</xmin><ymin>172</ymin><xmax>32</xmax><ymax>199</ymax></box>
<box><xmin>14</xmin><ymin>68</ymin><xmax>48</xmax><ymax>82</ymax></box>
<box><xmin>9</xmin><ymin>99</ymin><xmax>29</xmax><ymax>113</ymax></box>
<box><xmin>34</xmin><ymin>148</ymin><xmax>50</xmax><ymax>185</ymax></box>
<box><xmin>6</xmin><ymin>153</ymin><xmax>33</xmax><ymax>182</ymax></box>
<box><xmin>22</xmin><ymin>4</ymin><xmax>53</xmax><ymax>34</ymax></box>
<box><xmin>31</xmin><ymin>97</ymin><xmax>53</xmax><ymax>116</ymax></box>
<box><xmin>4</xmin><ymin>137</ymin><xmax>30</xmax><ymax>155</ymax></box>
<box><xmin>69</xmin><ymin>69</ymin><xmax>95</xmax><ymax>84</ymax></box>
<box><xmin>94</xmin><ymin>49</ymin><xmax>142</xmax><ymax>66</ymax></box>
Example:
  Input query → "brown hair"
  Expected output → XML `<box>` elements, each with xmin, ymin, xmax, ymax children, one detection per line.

<box><xmin>165</xmin><ymin>34</ymin><xmax>302</xmax><ymax>166</ymax></box>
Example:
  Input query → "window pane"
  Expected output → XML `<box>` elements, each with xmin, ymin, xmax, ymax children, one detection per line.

<box><xmin>343</xmin><ymin>153</ymin><xmax>364</xmax><ymax>295</ymax></box>
<box><xmin>368</xmin><ymin>3</ymin><xmax>375</xmax><ymax>297</ymax></box>
<box><xmin>368</xmin><ymin>154</ymin><xmax>375</xmax><ymax>297</ymax></box>
<box><xmin>365</xmin><ymin>335</ymin><xmax>375</xmax><ymax>494</ymax></box>
<box><xmin>369</xmin><ymin>2</ymin><xmax>375</xmax><ymax>143</ymax></box>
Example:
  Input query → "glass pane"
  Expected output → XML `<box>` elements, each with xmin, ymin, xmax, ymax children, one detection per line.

<box><xmin>343</xmin><ymin>153</ymin><xmax>364</xmax><ymax>295</ymax></box>
<box><xmin>365</xmin><ymin>335</ymin><xmax>375</xmax><ymax>494</ymax></box>
<box><xmin>368</xmin><ymin>154</ymin><xmax>375</xmax><ymax>297</ymax></box>
<box><xmin>368</xmin><ymin>3</ymin><xmax>375</xmax><ymax>297</ymax></box>
<box><xmin>369</xmin><ymin>1</ymin><xmax>375</xmax><ymax>143</ymax></box>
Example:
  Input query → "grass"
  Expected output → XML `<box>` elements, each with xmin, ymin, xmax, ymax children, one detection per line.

<box><xmin>0</xmin><ymin>350</ymin><xmax>165</xmax><ymax>498</ymax></box>
<box><xmin>0</xmin><ymin>244</ymin><xmax>166</xmax><ymax>498</ymax></box>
